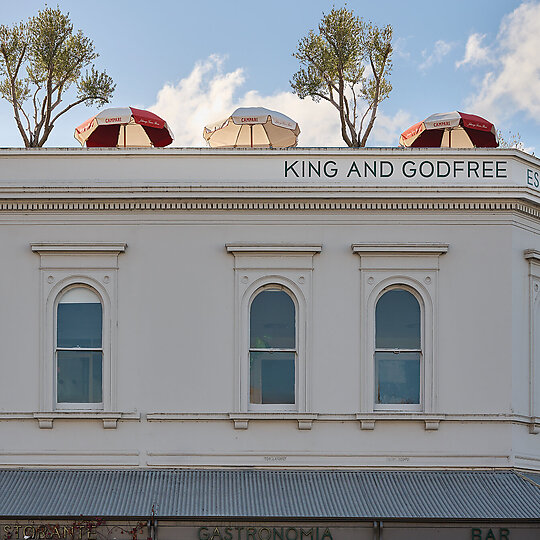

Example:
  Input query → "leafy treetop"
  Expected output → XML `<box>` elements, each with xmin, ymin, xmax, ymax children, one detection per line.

<box><xmin>291</xmin><ymin>7</ymin><xmax>392</xmax><ymax>147</ymax></box>
<box><xmin>0</xmin><ymin>7</ymin><xmax>115</xmax><ymax>147</ymax></box>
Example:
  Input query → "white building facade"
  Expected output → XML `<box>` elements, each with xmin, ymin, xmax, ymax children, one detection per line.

<box><xmin>0</xmin><ymin>147</ymin><xmax>538</xmax><ymax>537</ymax></box>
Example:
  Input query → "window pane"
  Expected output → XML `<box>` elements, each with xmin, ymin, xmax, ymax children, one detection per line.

<box><xmin>57</xmin><ymin>350</ymin><xmax>102</xmax><ymax>403</ymax></box>
<box><xmin>376</xmin><ymin>289</ymin><xmax>420</xmax><ymax>349</ymax></box>
<box><xmin>250</xmin><ymin>289</ymin><xmax>295</xmax><ymax>349</ymax></box>
<box><xmin>57</xmin><ymin>294</ymin><xmax>102</xmax><ymax>348</ymax></box>
<box><xmin>250</xmin><ymin>351</ymin><xmax>295</xmax><ymax>404</ymax></box>
<box><xmin>375</xmin><ymin>351</ymin><xmax>420</xmax><ymax>404</ymax></box>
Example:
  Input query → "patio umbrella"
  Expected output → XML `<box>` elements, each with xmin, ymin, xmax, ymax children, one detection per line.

<box><xmin>203</xmin><ymin>107</ymin><xmax>300</xmax><ymax>148</ymax></box>
<box><xmin>399</xmin><ymin>111</ymin><xmax>498</xmax><ymax>148</ymax></box>
<box><xmin>75</xmin><ymin>107</ymin><xmax>174</xmax><ymax>147</ymax></box>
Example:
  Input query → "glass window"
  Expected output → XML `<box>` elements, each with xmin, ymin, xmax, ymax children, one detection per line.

<box><xmin>249</xmin><ymin>288</ymin><xmax>296</xmax><ymax>405</ymax></box>
<box><xmin>375</xmin><ymin>289</ymin><xmax>421</xmax><ymax>405</ymax></box>
<box><xmin>56</xmin><ymin>287</ymin><xmax>103</xmax><ymax>404</ymax></box>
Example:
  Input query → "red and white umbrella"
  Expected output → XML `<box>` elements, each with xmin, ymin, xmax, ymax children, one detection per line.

<box><xmin>74</xmin><ymin>107</ymin><xmax>174</xmax><ymax>148</ymax></box>
<box><xmin>203</xmin><ymin>107</ymin><xmax>300</xmax><ymax>148</ymax></box>
<box><xmin>399</xmin><ymin>111</ymin><xmax>498</xmax><ymax>148</ymax></box>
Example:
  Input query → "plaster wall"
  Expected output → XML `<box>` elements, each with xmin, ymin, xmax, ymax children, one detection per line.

<box><xmin>0</xmin><ymin>149</ymin><xmax>538</xmax><ymax>470</ymax></box>
<box><xmin>0</xmin><ymin>212</ymin><xmax>536</xmax><ymax>469</ymax></box>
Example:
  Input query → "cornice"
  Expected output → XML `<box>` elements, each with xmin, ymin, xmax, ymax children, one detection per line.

<box><xmin>31</xmin><ymin>242</ymin><xmax>127</xmax><ymax>254</ymax></box>
<box><xmin>352</xmin><ymin>243</ymin><xmax>449</xmax><ymax>255</ymax></box>
<box><xmin>0</xmin><ymin>199</ymin><xmax>537</xmax><ymax>219</ymax></box>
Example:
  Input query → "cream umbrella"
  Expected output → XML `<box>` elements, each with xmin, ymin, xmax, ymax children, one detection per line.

<box><xmin>203</xmin><ymin>107</ymin><xmax>300</xmax><ymax>148</ymax></box>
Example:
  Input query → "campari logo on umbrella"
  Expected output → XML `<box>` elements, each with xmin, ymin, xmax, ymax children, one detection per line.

<box><xmin>75</xmin><ymin>107</ymin><xmax>174</xmax><ymax>148</ymax></box>
<box><xmin>399</xmin><ymin>111</ymin><xmax>498</xmax><ymax>149</ymax></box>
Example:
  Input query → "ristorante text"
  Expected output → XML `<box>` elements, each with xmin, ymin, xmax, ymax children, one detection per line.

<box><xmin>284</xmin><ymin>160</ymin><xmax>508</xmax><ymax>180</ymax></box>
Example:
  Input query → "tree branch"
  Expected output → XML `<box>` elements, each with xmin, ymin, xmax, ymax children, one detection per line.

<box><xmin>360</xmin><ymin>44</ymin><xmax>390</xmax><ymax>147</ymax></box>
<box><xmin>1</xmin><ymin>44</ymin><xmax>31</xmax><ymax>146</ymax></box>
<box><xmin>49</xmin><ymin>96</ymin><xmax>91</xmax><ymax>126</ymax></box>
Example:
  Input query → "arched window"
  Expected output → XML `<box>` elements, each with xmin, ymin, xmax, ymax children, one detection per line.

<box><xmin>249</xmin><ymin>287</ymin><xmax>296</xmax><ymax>406</ymax></box>
<box><xmin>56</xmin><ymin>286</ymin><xmax>103</xmax><ymax>406</ymax></box>
<box><xmin>375</xmin><ymin>288</ymin><xmax>421</xmax><ymax>405</ymax></box>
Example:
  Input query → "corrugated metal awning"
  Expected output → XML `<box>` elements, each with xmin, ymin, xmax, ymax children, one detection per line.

<box><xmin>0</xmin><ymin>469</ymin><xmax>539</xmax><ymax>520</ymax></box>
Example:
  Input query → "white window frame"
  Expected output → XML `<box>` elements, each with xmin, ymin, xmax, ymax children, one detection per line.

<box><xmin>32</xmin><ymin>243</ymin><xmax>125</xmax><ymax>419</ymax></box>
<box><xmin>248</xmin><ymin>284</ymin><xmax>299</xmax><ymax>412</ymax></box>
<box><xmin>54</xmin><ymin>283</ymin><xmax>105</xmax><ymax>411</ymax></box>
<box><xmin>226</xmin><ymin>244</ymin><xmax>321</xmax><ymax>418</ymax></box>
<box><xmin>373</xmin><ymin>284</ymin><xmax>425</xmax><ymax>412</ymax></box>
<box><xmin>353</xmin><ymin>243</ymin><xmax>448</xmax><ymax>415</ymax></box>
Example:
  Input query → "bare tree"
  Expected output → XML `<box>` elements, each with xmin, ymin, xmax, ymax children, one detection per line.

<box><xmin>0</xmin><ymin>7</ymin><xmax>115</xmax><ymax>147</ymax></box>
<box><xmin>291</xmin><ymin>7</ymin><xmax>392</xmax><ymax>147</ymax></box>
<box><xmin>497</xmin><ymin>130</ymin><xmax>525</xmax><ymax>151</ymax></box>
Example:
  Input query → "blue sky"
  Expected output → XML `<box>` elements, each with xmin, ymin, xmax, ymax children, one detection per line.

<box><xmin>1</xmin><ymin>0</ymin><xmax>538</xmax><ymax>151</ymax></box>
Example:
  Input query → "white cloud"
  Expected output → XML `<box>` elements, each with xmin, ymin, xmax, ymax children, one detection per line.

<box><xmin>455</xmin><ymin>33</ymin><xmax>492</xmax><ymax>68</ymax></box>
<box><xmin>150</xmin><ymin>55</ymin><xmax>410</xmax><ymax>147</ymax></box>
<box><xmin>462</xmin><ymin>2</ymin><xmax>540</xmax><ymax>124</ymax></box>
<box><xmin>393</xmin><ymin>37</ymin><xmax>411</xmax><ymax>60</ymax></box>
<box><xmin>371</xmin><ymin>109</ymin><xmax>413</xmax><ymax>146</ymax></box>
<box><xmin>150</xmin><ymin>55</ymin><xmax>246</xmax><ymax>147</ymax></box>
<box><xmin>419</xmin><ymin>40</ymin><xmax>453</xmax><ymax>70</ymax></box>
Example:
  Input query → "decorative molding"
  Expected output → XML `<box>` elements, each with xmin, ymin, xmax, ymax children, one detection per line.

<box><xmin>425</xmin><ymin>420</ymin><xmax>441</xmax><ymax>431</ymax></box>
<box><xmin>229</xmin><ymin>413</ymin><xmax>319</xmax><ymax>430</ymax></box>
<box><xmin>142</xmin><ymin>411</ymin><xmax>537</xmax><ymax>431</ymax></box>
<box><xmin>145</xmin><ymin>450</ymin><xmax>513</xmax><ymax>469</ymax></box>
<box><xmin>525</xmin><ymin>251</ymin><xmax>540</xmax><ymax>424</ymax></box>
<box><xmin>228</xmin><ymin>246</ymin><xmax>319</xmax><ymax>416</ymax></box>
<box><xmin>0</xmin><ymin>410</ymin><xmax>532</xmax><ymax>425</ymax></box>
<box><xmin>0</xmin><ymin>200</ymin><xmax>534</xmax><ymax>217</ymax></box>
<box><xmin>226</xmin><ymin>244</ymin><xmax>322</xmax><ymax>255</ymax></box>
<box><xmin>33</xmin><ymin>411</ymin><xmax>140</xmax><ymax>429</ymax></box>
<box><xmin>31</xmin><ymin>242</ymin><xmax>127</xmax><ymax>255</ymax></box>
<box><xmin>524</xmin><ymin>249</ymin><xmax>540</xmax><ymax>262</ymax></box>
<box><xmin>356</xmin><ymin>413</ymin><xmax>444</xmax><ymax>431</ymax></box>
<box><xmin>147</xmin><ymin>413</ymin><xmax>230</xmax><ymax>421</ymax></box>
<box><xmin>360</xmin><ymin>420</ymin><xmax>375</xmax><ymax>430</ymax></box>
<box><xmin>0</xmin><ymin>410</ymin><xmax>533</xmax><ymax>432</ymax></box>
<box><xmin>352</xmin><ymin>243</ymin><xmax>449</xmax><ymax>255</ymax></box>
<box><xmin>0</xmin><ymin>449</ymin><xmax>140</xmax><ymax>467</ymax></box>
<box><xmin>33</xmin><ymin>244</ymin><xmax>125</xmax><ymax>416</ymax></box>
<box><xmin>355</xmin><ymin>247</ymin><xmax>445</xmax><ymax>415</ymax></box>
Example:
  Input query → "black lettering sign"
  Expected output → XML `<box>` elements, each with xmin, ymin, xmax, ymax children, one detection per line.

<box><xmin>419</xmin><ymin>161</ymin><xmax>434</xmax><ymax>177</ymax></box>
<box><xmin>380</xmin><ymin>161</ymin><xmax>393</xmax><ymax>177</ymax></box>
<box><xmin>308</xmin><ymin>162</ymin><xmax>321</xmax><ymax>178</ymax></box>
<box><xmin>453</xmin><ymin>161</ymin><xmax>465</xmax><ymax>176</ymax></box>
<box><xmin>437</xmin><ymin>161</ymin><xmax>450</xmax><ymax>178</ymax></box>
<box><xmin>323</xmin><ymin>161</ymin><xmax>338</xmax><ymax>178</ymax></box>
<box><xmin>364</xmin><ymin>161</ymin><xmax>377</xmax><ymax>177</ymax></box>
<box><xmin>482</xmin><ymin>161</ymin><xmax>494</xmax><ymax>178</ymax></box>
<box><xmin>527</xmin><ymin>168</ymin><xmax>540</xmax><ymax>188</ymax></box>
<box><xmin>402</xmin><ymin>160</ymin><xmax>416</xmax><ymax>178</ymax></box>
<box><xmin>495</xmin><ymin>161</ymin><xmax>507</xmax><ymax>178</ymax></box>
<box><xmin>347</xmin><ymin>162</ymin><xmax>361</xmax><ymax>178</ymax></box>
<box><xmin>468</xmin><ymin>161</ymin><xmax>479</xmax><ymax>178</ymax></box>
<box><xmin>471</xmin><ymin>528</ymin><xmax>511</xmax><ymax>540</ymax></box>
<box><xmin>284</xmin><ymin>161</ymin><xmax>299</xmax><ymax>178</ymax></box>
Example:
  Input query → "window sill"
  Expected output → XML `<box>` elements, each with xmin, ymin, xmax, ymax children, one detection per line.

<box><xmin>356</xmin><ymin>413</ymin><xmax>444</xmax><ymax>431</ymax></box>
<box><xmin>229</xmin><ymin>412</ymin><xmax>318</xmax><ymax>430</ymax></box>
<box><xmin>33</xmin><ymin>411</ymin><xmax>140</xmax><ymax>429</ymax></box>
